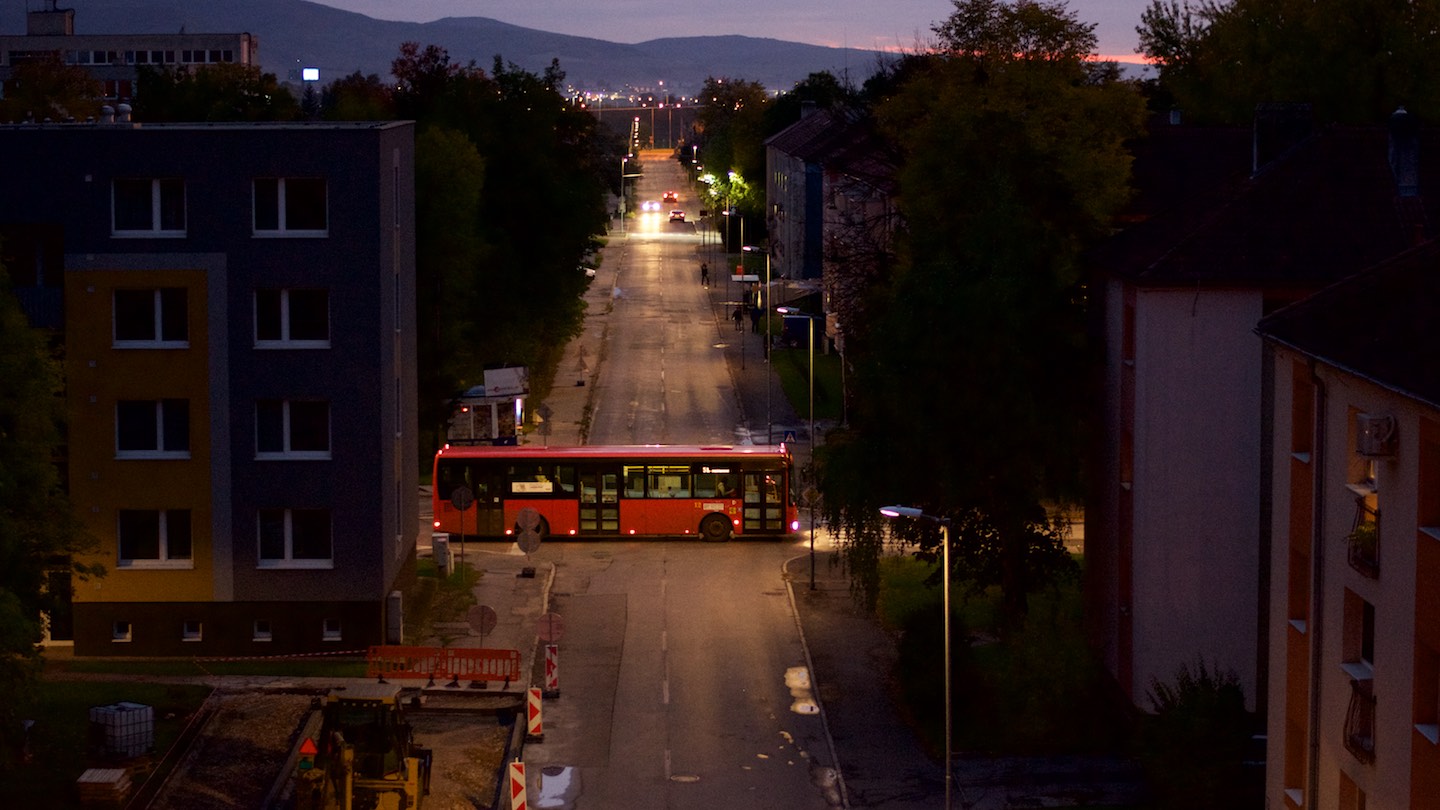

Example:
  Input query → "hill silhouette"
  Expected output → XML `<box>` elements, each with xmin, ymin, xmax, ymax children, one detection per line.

<box><xmin>0</xmin><ymin>0</ymin><xmax>892</xmax><ymax>94</ymax></box>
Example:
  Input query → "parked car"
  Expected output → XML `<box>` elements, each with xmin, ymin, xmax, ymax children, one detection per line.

<box><xmin>669</xmin><ymin>210</ymin><xmax>686</xmax><ymax>222</ymax></box>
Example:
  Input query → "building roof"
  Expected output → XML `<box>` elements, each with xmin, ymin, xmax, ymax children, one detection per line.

<box><xmin>1257</xmin><ymin>238</ymin><xmax>1440</xmax><ymax>410</ymax></box>
<box><xmin>1090</xmin><ymin>117</ymin><xmax>1440</xmax><ymax>288</ymax></box>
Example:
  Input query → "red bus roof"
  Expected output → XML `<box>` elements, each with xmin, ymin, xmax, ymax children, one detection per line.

<box><xmin>435</xmin><ymin>443</ymin><xmax>792</xmax><ymax>462</ymax></box>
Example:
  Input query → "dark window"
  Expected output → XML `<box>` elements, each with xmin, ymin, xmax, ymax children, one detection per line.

<box><xmin>113</xmin><ymin>178</ymin><xmax>184</xmax><ymax>234</ymax></box>
<box><xmin>116</xmin><ymin>399</ymin><xmax>188</xmax><ymax>454</ymax></box>
<box><xmin>256</xmin><ymin>400</ymin><xmax>329</xmax><ymax>456</ymax></box>
<box><xmin>255</xmin><ymin>289</ymin><xmax>328</xmax><ymax>344</ymax></box>
<box><xmin>113</xmin><ymin>288</ymin><xmax>187</xmax><ymax>344</ymax></box>
<box><xmin>118</xmin><ymin>509</ymin><xmax>191</xmax><ymax>562</ymax></box>
<box><xmin>254</xmin><ymin>178</ymin><xmax>327</xmax><ymax>234</ymax></box>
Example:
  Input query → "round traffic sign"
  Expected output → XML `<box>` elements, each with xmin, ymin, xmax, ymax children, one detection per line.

<box><xmin>467</xmin><ymin>604</ymin><xmax>498</xmax><ymax>636</ymax></box>
<box><xmin>537</xmin><ymin>612</ymin><xmax>566</xmax><ymax>642</ymax></box>
<box><xmin>516</xmin><ymin>507</ymin><xmax>545</xmax><ymax>553</ymax></box>
<box><xmin>450</xmin><ymin>485</ymin><xmax>475</xmax><ymax>511</ymax></box>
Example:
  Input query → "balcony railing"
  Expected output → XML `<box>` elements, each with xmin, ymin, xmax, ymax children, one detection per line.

<box><xmin>1346</xmin><ymin>500</ymin><xmax>1379</xmax><ymax>578</ymax></box>
<box><xmin>1344</xmin><ymin>679</ymin><xmax>1376</xmax><ymax>763</ymax></box>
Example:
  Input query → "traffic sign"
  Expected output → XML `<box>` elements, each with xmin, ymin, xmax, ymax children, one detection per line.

<box><xmin>537</xmin><ymin>612</ymin><xmax>566</xmax><ymax>642</ymax></box>
<box><xmin>450</xmin><ymin>485</ymin><xmax>475</xmax><ymax>511</ymax></box>
<box><xmin>467</xmin><ymin>604</ymin><xmax>498</xmax><ymax>636</ymax></box>
<box><xmin>516</xmin><ymin>506</ymin><xmax>544</xmax><ymax>553</ymax></box>
<box><xmin>783</xmin><ymin>430</ymin><xmax>798</xmax><ymax>443</ymax></box>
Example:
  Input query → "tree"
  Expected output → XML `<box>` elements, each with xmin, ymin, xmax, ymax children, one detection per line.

<box><xmin>133</xmin><ymin>63</ymin><xmax>301</xmax><ymax>122</ymax></box>
<box><xmin>0</xmin><ymin>260</ymin><xmax>100</xmax><ymax>768</ymax></box>
<box><xmin>1136</xmin><ymin>0</ymin><xmax>1440</xmax><ymax>124</ymax></box>
<box><xmin>320</xmin><ymin>72</ymin><xmax>394</xmax><ymax>121</ymax></box>
<box><xmin>692</xmin><ymin>77</ymin><xmax>771</xmax><ymax>242</ymax></box>
<box><xmin>0</xmin><ymin>55</ymin><xmax>102</xmax><ymax>123</ymax></box>
<box><xmin>820</xmin><ymin>0</ymin><xmax>1145</xmax><ymax>621</ymax></box>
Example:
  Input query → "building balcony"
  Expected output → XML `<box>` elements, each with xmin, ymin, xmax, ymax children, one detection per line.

<box><xmin>1344</xmin><ymin>679</ymin><xmax>1376</xmax><ymax>763</ymax></box>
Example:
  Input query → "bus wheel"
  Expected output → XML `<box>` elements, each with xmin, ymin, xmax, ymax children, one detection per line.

<box><xmin>700</xmin><ymin>514</ymin><xmax>731</xmax><ymax>542</ymax></box>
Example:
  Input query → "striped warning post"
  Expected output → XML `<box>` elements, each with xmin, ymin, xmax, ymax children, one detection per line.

<box><xmin>526</xmin><ymin>687</ymin><xmax>544</xmax><ymax>742</ymax></box>
<box><xmin>543</xmin><ymin>643</ymin><xmax>560</xmax><ymax>698</ymax></box>
<box><xmin>508</xmin><ymin>761</ymin><xmax>527</xmax><ymax>810</ymax></box>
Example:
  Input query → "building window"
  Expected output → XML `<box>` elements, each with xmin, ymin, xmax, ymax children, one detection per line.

<box><xmin>254</xmin><ymin>178</ymin><xmax>327</xmax><ymax>235</ymax></box>
<box><xmin>181</xmin><ymin>620</ymin><xmax>202</xmax><ymax>642</ymax></box>
<box><xmin>254</xmin><ymin>289</ymin><xmax>329</xmax><ymax>347</ymax></box>
<box><xmin>117</xmin><ymin>509</ymin><xmax>193</xmax><ymax>567</ymax></box>
<box><xmin>258</xmin><ymin>508</ymin><xmax>332</xmax><ymax>567</ymax></box>
<box><xmin>253</xmin><ymin>620</ymin><xmax>272</xmax><ymax>642</ymax></box>
<box><xmin>113</xmin><ymin>177</ymin><xmax>185</xmax><ymax>236</ymax></box>
<box><xmin>322</xmin><ymin>617</ymin><xmax>342</xmax><ymax>641</ymax></box>
<box><xmin>112</xmin><ymin>620</ymin><xmax>132</xmax><ymax>642</ymax></box>
<box><xmin>116</xmin><ymin>399</ymin><xmax>189</xmax><ymax>458</ymax></box>
<box><xmin>256</xmin><ymin>400</ymin><xmax>330</xmax><ymax>459</ymax></box>
<box><xmin>114</xmin><ymin>288</ymin><xmax>187</xmax><ymax>346</ymax></box>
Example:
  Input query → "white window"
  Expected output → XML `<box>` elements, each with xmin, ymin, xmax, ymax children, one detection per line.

<box><xmin>258</xmin><ymin>508</ymin><xmax>332</xmax><ymax>568</ymax></box>
<box><xmin>254</xmin><ymin>289</ymin><xmax>329</xmax><ymax>347</ymax></box>
<box><xmin>114</xmin><ymin>288</ymin><xmax>188</xmax><ymax>347</ymax></box>
<box><xmin>254</xmin><ymin>178</ymin><xmax>327</xmax><ymax>236</ymax></box>
<box><xmin>113</xmin><ymin>177</ymin><xmax>186</xmax><ymax>236</ymax></box>
<box><xmin>181</xmin><ymin>620</ymin><xmax>202</xmax><ymax>641</ymax></box>
<box><xmin>253</xmin><ymin>620</ymin><xmax>273</xmax><ymax>642</ymax></box>
<box><xmin>322</xmin><ymin>617</ymin><xmax>343</xmax><ymax>641</ymax></box>
<box><xmin>112</xmin><ymin>620</ymin><xmax>132</xmax><ymax>642</ymax></box>
<box><xmin>117</xmin><ymin>509</ymin><xmax>193</xmax><ymax>567</ymax></box>
<box><xmin>116</xmin><ymin>399</ymin><xmax>189</xmax><ymax>458</ymax></box>
<box><xmin>256</xmin><ymin>400</ymin><xmax>330</xmax><ymax>459</ymax></box>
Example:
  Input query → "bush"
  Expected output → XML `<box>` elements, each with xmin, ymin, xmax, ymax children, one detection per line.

<box><xmin>1141</xmin><ymin>659</ymin><xmax>1260</xmax><ymax>809</ymax></box>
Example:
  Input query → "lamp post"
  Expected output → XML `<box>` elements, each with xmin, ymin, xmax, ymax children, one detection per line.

<box><xmin>620</xmin><ymin>155</ymin><xmax>629</xmax><ymax>235</ymax></box>
<box><xmin>778</xmin><ymin>307</ymin><xmax>816</xmax><ymax>588</ymax></box>
<box><xmin>879</xmin><ymin>505</ymin><xmax>952</xmax><ymax>810</ymax></box>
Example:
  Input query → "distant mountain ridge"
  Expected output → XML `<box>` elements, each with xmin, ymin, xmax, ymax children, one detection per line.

<box><xmin>0</xmin><ymin>0</ymin><xmax>890</xmax><ymax>93</ymax></box>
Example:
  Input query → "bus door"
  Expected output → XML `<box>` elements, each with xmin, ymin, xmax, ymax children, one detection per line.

<box><xmin>742</xmin><ymin>469</ymin><xmax>784</xmax><ymax>533</ymax></box>
<box><xmin>578</xmin><ymin>466</ymin><xmax>620</xmax><ymax>535</ymax></box>
<box><xmin>469</xmin><ymin>470</ymin><xmax>505</xmax><ymax>537</ymax></box>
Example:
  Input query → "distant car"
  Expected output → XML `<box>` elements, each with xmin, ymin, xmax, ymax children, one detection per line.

<box><xmin>662</xmin><ymin>191</ymin><xmax>679</xmax><ymax>203</ymax></box>
<box><xmin>669</xmin><ymin>210</ymin><xmax>686</xmax><ymax>222</ymax></box>
<box><xmin>641</xmin><ymin>200</ymin><xmax>661</xmax><ymax>212</ymax></box>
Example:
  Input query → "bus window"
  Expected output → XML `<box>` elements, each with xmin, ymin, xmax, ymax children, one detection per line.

<box><xmin>623</xmin><ymin>466</ymin><xmax>646</xmax><ymax>498</ymax></box>
<box><xmin>647</xmin><ymin>465</ymin><xmax>690</xmax><ymax>498</ymax></box>
<box><xmin>696</xmin><ymin>470</ymin><xmax>739</xmax><ymax>498</ymax></box>
<box><xmin>555</xmin><ymin>465</ymin><xmax>576</xmax><ymax>495</ymax></box>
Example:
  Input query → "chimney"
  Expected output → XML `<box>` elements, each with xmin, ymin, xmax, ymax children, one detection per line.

<box><xmin>1389</xmin><ymin>105</ymin><xmax>1419</xmax><ymax>198</ymax></box>
<box><xmin>100</xmin><ymin>105</ymin><xmax>115</xmax><ymax>124</ymax></box>
<box><xmin>117</xmin><ymin>103</ymin><xmax>132</xmax><ymax>124</ymax></box>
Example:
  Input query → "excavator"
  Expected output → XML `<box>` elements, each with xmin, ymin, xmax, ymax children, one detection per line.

<box><xmin>293</xmin><ymin>683</ymin><xmax>432</xmax><ymax>810</ymax></box>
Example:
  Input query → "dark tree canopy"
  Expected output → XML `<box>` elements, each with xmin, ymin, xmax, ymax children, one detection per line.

<box><xmin>0</xmin><ymin>55</ymin><xmax>103</xmax><ymax>123</ymax></box>
<box><xmin>819</xmin><ymin>0</ymin><xmax>1145</xmax><ymax>620</ymax></box>
<box><xmin>1136</xmin><ymin>0</ymin><xmax>1440</xmax><ymax>123</ymax></box>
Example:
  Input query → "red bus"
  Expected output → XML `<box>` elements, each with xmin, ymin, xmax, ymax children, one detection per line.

<box><xmin>432</xmin><ymin>444</ymin><xmax>800</xmax><ymax>541</ymax></box>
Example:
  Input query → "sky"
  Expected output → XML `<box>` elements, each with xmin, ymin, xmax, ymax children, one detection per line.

<box><xmin>309</xmin><ymin>0</ymin><xmax>1150</xmax><ymax>63</ymax></box>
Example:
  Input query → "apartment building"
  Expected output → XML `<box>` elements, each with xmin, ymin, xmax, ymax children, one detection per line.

<box><xmin>1084</xmin><ymin>110</ymin><xmax>1439</xmax><ymax>712</ymax></box>
<box><xmin>1259</xmin><ymin>240</ymin><xmax>1440</xmax><ymax>809</ymax></box>
<box><xmin>0</xmin><ymin>3</ymin><xmax>256</xmax><ymax>102</ymax></box>
<box><xmin>0</xmin><ymin>119</ymin><xmax>417</xmax><ymax>656</ymax></box>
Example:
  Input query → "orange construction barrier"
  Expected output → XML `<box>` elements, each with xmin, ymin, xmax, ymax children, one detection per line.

<box><xmin>366</xmin><ymin>645</ymin><xmax>522</xmax><ymax>684</ymax></box>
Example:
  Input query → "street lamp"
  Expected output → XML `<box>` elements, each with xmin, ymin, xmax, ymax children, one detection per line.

<box><xmin>878</xmin><ymin>505</ymin><xmax>953</xmax><ymax>810</ymax></box>
<box><xmin>778</xmin><ymin>306</ymin><xmax>816</xmax><ymax>589</ymax></box>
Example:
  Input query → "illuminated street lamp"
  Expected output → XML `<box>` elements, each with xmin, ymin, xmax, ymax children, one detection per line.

<box><xmin>878</xmin><ymin>505</ymin><xmax>953</xmax><ymax>810</ymax></box>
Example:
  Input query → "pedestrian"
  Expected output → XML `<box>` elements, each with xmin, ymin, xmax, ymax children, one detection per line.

<box><xmin>732</xmin><ymin>305</ymin><xmax>744</xmax><ymax>331</ymax></box>
<box><xmin>750</xmin><ymin>305</ymin><xmax>761</xmax><ymax>333</ymax></box>
<box><xmin>700</xmin><ymin>262</ymin><xmax>710</xmax><ymax>287</ymax></box>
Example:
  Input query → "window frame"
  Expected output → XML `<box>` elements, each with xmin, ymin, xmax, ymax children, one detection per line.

<box><xmin>255</xmin><ymin>399</ymin><xmax>331</xmax><ymax>460</ymax></box>
<box><xmin>112</xmin><ymin>177</ymin><xmax>186</xmax><ymax>237</ymax></box>
<box><xmin>113</xmin><ymin>288</ymin><xmax>188</xmax><ymax>348</ymax></box>
<box><xmin>117</xmin><ymin>508</ymin><xmax>194</xmax><ymax>568</ymax></box>
<box><xmin>254</xmin><ymin>288</ymin><xmax>330</xmax><ymax>348</ymax></box>
<box><xmin>115</xmin><ymin>398</ymin><xmax>190</xmax><ymax>459</ymax></box>
<box><xmin>257</xmin><ymin>507</ymin><xmax>334</xmax><ymax>569</ymax></box>
<box><xmin>253</xmin><ymin>177</ymin><xmax>329</xmax><ymax>237</ymax></box>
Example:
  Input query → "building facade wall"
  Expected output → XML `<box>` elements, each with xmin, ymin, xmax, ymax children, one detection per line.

<box><xmin>0</xmin><ymin>121</ymin><xmax>417</xmax><ymax>656</ymax></box>
<box><xmin>1266</xmin><ymin>347</ymin><xmax>1437</xmax><ymax>809</ymax></box>
<box><xmin>1114</xmin><ymin>285</ymin><xmax>1264</xmax><ymax>709</ymax></box>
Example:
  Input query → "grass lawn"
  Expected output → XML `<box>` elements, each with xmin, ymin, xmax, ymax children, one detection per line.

<box><xmin>2</xmin><ymin>680</ymin><xmax>214</xmax><ymax>809</ymax></box>
<box><xmin>771</xmin><ymin>346</ymin><xmax>844</xmax><ymax>422</ymax></box>
<box><xmin>877</xmin><ymin>554</ymin><xmax>1134</xmax><ymax>757</ymax></box>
